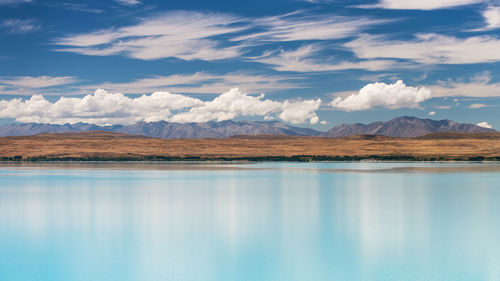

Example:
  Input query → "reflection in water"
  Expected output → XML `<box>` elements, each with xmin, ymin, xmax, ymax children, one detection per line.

<box><xmin>0</xmin><ymin>163</ymin><xmax>499</xmax><ymax>281</ymax></box>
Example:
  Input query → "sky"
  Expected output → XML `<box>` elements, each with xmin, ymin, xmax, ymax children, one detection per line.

<box><xmin>0</xmin><ymin>0</ymin><xmax>499</xmax><ymax>130</ymax></box>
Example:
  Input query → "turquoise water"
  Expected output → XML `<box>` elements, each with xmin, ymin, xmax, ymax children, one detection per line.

<box><xmin>0</xmin><ymin>162</ymin><xmax>499</xmax><ymax>281</ymax></box>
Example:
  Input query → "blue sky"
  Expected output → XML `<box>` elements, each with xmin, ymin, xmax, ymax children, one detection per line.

<box><xmin>0</xmin><ymin>0</ymin><xmax>499</xmax><ymax>129</ymax></box>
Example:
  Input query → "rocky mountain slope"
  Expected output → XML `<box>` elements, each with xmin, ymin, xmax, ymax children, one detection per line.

<box><xmin>0</xmin><ymin>120</ymin><xmax>320</xmax><ymax>138</ymax></box>
<box><xmin>321</xmin><ymin>116</ymin><xmax>494</xmax><ymax>137</ymax></box>
<box><xmin>0</xmin><ymin>117</ymin><xmax>494</xmax><ymax>138</ymax></box>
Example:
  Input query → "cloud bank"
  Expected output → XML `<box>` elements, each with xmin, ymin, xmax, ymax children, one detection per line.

<box><xmin>0</xmin><ymin>88</ymin><xmax>322</xmax><ymax>125</ymax></box>
<box><xmin>331</xmin><ymin>80</ymin><xmax>432</xmax><ymax>111</ymax></box>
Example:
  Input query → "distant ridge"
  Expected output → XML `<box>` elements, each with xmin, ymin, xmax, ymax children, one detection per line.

<box><xmin>0</xmin><ymin>117</ymin><xmax>494</xmax><ymax>138</ymax></box>
<box><xmin>0</xmin><ymin>120</ymin><xmax>320</xmax><ymax>138</ymax></box>
<box><xmin>321</xmin><ymin>116</ymin><xmax>494</xmax><ymax>137</ymax></box>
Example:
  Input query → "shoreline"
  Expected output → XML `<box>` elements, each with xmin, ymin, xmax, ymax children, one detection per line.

<box><xmin>1</xmin><ymin>155</ymin><xmax>499</xmax><ymax>162</ymax></box>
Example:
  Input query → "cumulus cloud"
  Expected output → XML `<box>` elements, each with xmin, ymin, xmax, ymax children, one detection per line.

<box><xmin>428</xmin><ymin>111</ymin><xmax>436</xmax><ymax>116</ymax></box>
<box><xmin>253</xmin><ymin>45</ymin><xmax>400</xmax><ymax>72</ymax></box>
<box><xmin>1</xmin><ymin>18</ymin><xmax>39</xmax><ymax>34</ymax></box>
<box><xmin>357</xmin><ymin>0</ymin><xmax>482</xmax><ymax>10</ymax></box>
<box><xmin>477</xmin><ymin>121</ymin><xmax>493</xmax><ymax>129</ymax></box>
<box><xmin>331</xmin><ymin>80</ymin><xmax>432</xmax><ymax>111</ymax></box>
<box><xmin>170</xmin><ymin>88</ymin><xmax>321</xmax><ymax>124</ymax></box>
<box><xmin>0</xmin><ymin>88</ymin><xmax>322</xmax><ymax>125</ymax></box>
<box><xmin>346</xmin><ymin>33</ymin><xmax>500</xmax><ymax>64</ymax></box>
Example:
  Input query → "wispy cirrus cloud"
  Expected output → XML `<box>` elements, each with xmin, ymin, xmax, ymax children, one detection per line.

<box><xmin>53</xmin><ymin>11</ymin><xmax>247</xmax><ymax>61</ymax></box>
<box><xmin>346</xmin><ymin>33</ymin><xmax>500</xmax><ymax>64</ymax></box>
<box><xmin>428</xmin><ymin>72</ymin><xmax>500</xmax><ymax>97</ymax></box>
<box><xmin>58</xmin><ymin>3</ymin><xmax>104</xmax><ymax>14</ymax></box>
<box><xmin>0</xmin><ymin>73</ymin><xmax>300</xmax><ymax>96</ymax></box>
<box><xmin>115</xmin><ymin>0</ymin><xmax>141</xmax><ymax>5</ymax></box>
<box><xmin>252</xmin><ymin>44</ymin><xmax>401</xmax><ymax>72</ymax></box>
<box><xmin>53</xmin><ymin>10</ymin><xmax>388</xmax><ymax>63</ymax></box>
<box><xmin>469</xmin><ymin>103</ymin><xmax>490</xmax><ymax>108</ymax></box>
<box><xmin>357</xmin><ymin>0</ymin><xmax>483</xmax><ymax>10</ymax></box>
<box><xmin>0</xmin><ymin>0</ymin><xmax>32</xmax><ymax>5</ymax></box>
<box><xmin>0</xmin><ymin>76</ymin><xmax>80</xmax><ymax>96</ymax></box>
<box><xmin>1</xmin><ymin>18</ymin><xmax>39</xmax><ymax>34</ymax></box>
<box><xmin>84</xmin><ymin>72</ymin><xmax>301</xmax><ymax>94</ymax></box>
<box><xmin>0</xmin><ymin>76</ymin><xmax>78</xmax><ymax>89</ymax></box>
<box><xmin>232</xmin><ymin>12</ymin><xmax>388</xmax><ymax>42</ymax></box>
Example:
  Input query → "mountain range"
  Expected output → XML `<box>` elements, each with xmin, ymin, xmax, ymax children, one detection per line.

<box><xmin>322</xmin><ymin>116</ymin><xmax>494</xmax><ymax>137</ymax></box>
<box><xmin>0</xmin><ymin>117</ymin><xmax>494</xmax><ymax>138</ymax></box>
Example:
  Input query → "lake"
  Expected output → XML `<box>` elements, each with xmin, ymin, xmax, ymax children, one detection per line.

<box><xmin>1</xmin><ymin>162</ymin><xmax>499</xmax><ymax>281</ymax></box>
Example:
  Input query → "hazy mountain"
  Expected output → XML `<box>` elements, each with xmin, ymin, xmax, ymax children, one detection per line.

<box><xmin>321</xmin><ymin>116</ymin><xmax>495</xmax><ymax>137</ymax></box>
<box><xmin>0</xmin><ymin>117</ymin><xmax>494</xmax><ymax>138</ymax></box>
<box><xmin>0</xmin><ymin>120</ymin><xmax>320</xmax><ymax>138</ymax></box>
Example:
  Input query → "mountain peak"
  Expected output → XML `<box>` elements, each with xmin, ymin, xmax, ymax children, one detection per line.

<box><xmin>323</xmin><ymin>116</ymin><xmax>494</xmax><ymax>137</ymax></box>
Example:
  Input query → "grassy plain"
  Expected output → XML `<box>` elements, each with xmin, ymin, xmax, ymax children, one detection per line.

<box><xmin>0</xmin><ymin>131</ymin><xmax>499</xmax><ymax>161</ymax></box>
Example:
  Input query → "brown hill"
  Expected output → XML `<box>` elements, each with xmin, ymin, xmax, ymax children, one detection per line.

<box><xmin>0</xmin><ymin>131</ymin><xmax>498</xmax><ymax>161</ymax></box>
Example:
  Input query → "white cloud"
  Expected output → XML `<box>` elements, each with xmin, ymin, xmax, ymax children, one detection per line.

<box><xmin>58</xmin><ymin>3</ymin><xmax>103</xmax><ymax>14</ymax></box>
<box><xmin>0</xmin><ymin>76</ymin><xmax>78</xmax><ymax>89</ymax></box>
<box><xmin>170</xmin><ymin>88</ymin><xmax>321</xmax><ymax>124</ymax></box>
<box><xmin>233</xmin><ymin>12</ymin><xmax>387</xmax><ymax>42</ymax></box>
<box><xmin>0</xmin><ymin>73</ymin><xmax>300</xmax><ymax>96</ymax></box>
<box><xmin>0</xmin><ymin>88</ymin><xmax>322</xmax><ymax>125</ymax></box>
<box><xmin>85</xmin><ymin>72</ymin><xmax>300</xmax><ymax>94</ymax></box>
<box><xmin>0</xmin><ymin>89</ymin><xmax>203</xmax><ymax>125</ymax></box>
<box><xmin>469</xmin><ymin>103</ymin><xmax>490</xmax><ymax>108</ymax></box>
<box><xmin>331</xmin><ymin>80</ymin><xmax>432</xmax><ymax>111</ymax></box>
<box><xmin>0</xmin><ymin>0</ymin><xmax>32</xmax><ymax>5</ymax></box>
<box><xmin>482</xmin><ymin>6</ymin><xmax>500</xmax><ymax>30</ymax></box>
<box><xmin>54</xmin><ymin>10</ymin><xmax>389</xmax><ymax>62</ymax></box>
<box><xmin>279</xmin><ymin>99</ymin><xmax>322</xmax><ymax>124</ymax></box>
<box><xmin>54</xmin><ymin>11</ymin><xmax>246</xmax><ymax>61</ymax></box>
<box><xmin>253</xmin><ymin>45</ymin><xmax>399</xmax><ymax>72</ymax></box>
<box><xmin>428</xmin><ymin>72</ymin><xmax>500</xmax><ymax>97</ymax></box>
<box><xmin>346</xmin><ymin>33</ymin><xmax>500</xmax><ymax>64</ymax></box>
<box><xmin>357</xmin><ymin>0</ymin><xmax>482</xmax><ymax>10</ymax></box>
<box><xmin>477</xmin><ymin>121</ymin><xmax>493</xmax><ymax>129</ymax></box>
<box><xmin>428</xmin><ymin>111</ymin><xmax>436</xmax><ymax>115</ymax></box>
<box><xmin>115</xmin><ymin>0</ymin><xmax>140</xmax><ymax>5</ymax></box>
<box><xmin>1</xmin><ymin>18</ymin><xmax>39</xmax><ymax>33</ymax></box>
<box><xmin>435</xmin><ymin>105</ymin><xmax>452</xmax><ymax>109</ymax></box>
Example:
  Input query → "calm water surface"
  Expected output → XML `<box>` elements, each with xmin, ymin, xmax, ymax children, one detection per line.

<box><xmin>0</xmin><ymin>162</ymin><xmax>499</xmax><ymax>281</ymax></box>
